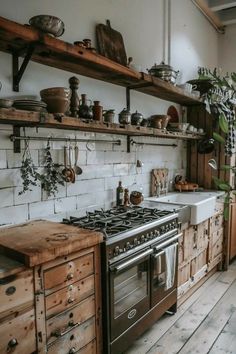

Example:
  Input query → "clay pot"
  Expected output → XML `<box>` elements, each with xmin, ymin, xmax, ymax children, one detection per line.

<box><xmin>41</xmin><ymin>96</ymin><xmax>69</xmax><ymax>113</ymax></box>
<box><xmin>40</xmin><ymin>87</ymin><xmax>71</xmax><ymax>99</ymax></box>
<box><xmin>130</xmin><ymin>191</ymin><xmax>144</xmax><ymax>205</ymax></box>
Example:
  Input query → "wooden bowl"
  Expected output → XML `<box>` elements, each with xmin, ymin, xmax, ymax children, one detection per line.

<box><xmin>41</xmin><ymin>96</ymin><xmax>69</xmax><ymax>114</ymax></box>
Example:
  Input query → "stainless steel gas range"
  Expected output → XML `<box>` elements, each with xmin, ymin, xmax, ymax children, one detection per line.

<box><xmin>64</xmin><ymin>206</ymin><xmax>181</xmax><ymax>354</ymax></box>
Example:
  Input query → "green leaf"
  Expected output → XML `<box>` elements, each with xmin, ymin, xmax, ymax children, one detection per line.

<box><xmin>212</xmin><ymin>176</ymin><xmax>225</xmax><ymax>188</ymax></box>
<box><xmin>218</xmin><ymin>183</ymin><xmax>231</xmax><ymax>191</ymax></box>
<box><xmin>219</xmin><ymin>112</ymin><xmax>229</xmax><ymax>133</ymax></box>
<box><xmin>213</xmin><ymin>132</ymin><xmax>225</xmax><ymax>144</ymax></box>
<box><xmin>220</xmin><ymin>164</ymin><xmax>231</xmax><ymax>170</ymax></box>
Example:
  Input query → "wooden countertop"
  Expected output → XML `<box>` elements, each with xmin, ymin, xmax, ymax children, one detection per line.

<box><xmin>0</xmin><ymin>220</ymin><xmax>103</xmax><ymax>267</ymax></box>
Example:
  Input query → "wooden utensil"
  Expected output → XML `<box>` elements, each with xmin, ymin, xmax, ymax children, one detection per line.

<box><xmin>68</xmin><ymin>145</ymin><xmax>76</xmax><ymax>183</ymax></box>
<box><xmin>62</xmin><ymin>146</ymin><xmax>74</xmax><ymax>183</ymax></box>
<box><xmin>74</xmin><ymin>145</ymin><xmax>83</xmax><ymax>175</ymax></box>
<box><xmin>96</xmin><ymin>20</ymin><xmax>128</xmax><ymax>66</ymax></box>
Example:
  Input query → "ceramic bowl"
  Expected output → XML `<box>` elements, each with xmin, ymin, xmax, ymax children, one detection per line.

<box><xmin>0</xmin><ymin>98</ymin><xmax>14</xmax><ymax>108</ymax></box>
<box><xmin>29</xmin><ymin>15</ymin><xmax>65</xmax><ymax>37</ymax></box>
<box><xmin>40</xmin><ymin>87</ymin><xmax>71</xmax><ymax>99</ymax></box>
<box><xmin>41</xmin><ymin>96</ymin><xmax>69</xmax><ymax>113</ymax></box>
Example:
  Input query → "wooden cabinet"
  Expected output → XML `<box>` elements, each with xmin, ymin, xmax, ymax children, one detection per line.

<box><xmin>0</xmin><ymin>255</ymin><xmax>36</xmax><ymax>354</ymax></box>
<box><xmin>178</xmin><ymin>211</ymin><xmax>224</xmax><ymax>299</ymax></box>
<box><xmin>0</xmin><ymin>220</ymin><xmax>103</xmax><ymax>354</ymax></box>
<box><xmin>35</xmin><ymin>247</ymin><xmax>101</xmax><ymax>354</ymax></box>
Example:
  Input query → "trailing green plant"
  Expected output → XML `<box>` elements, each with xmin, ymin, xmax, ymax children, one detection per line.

<box><xmin>19</xmin><ymin>140</ymin><xmax>41</xmax><ymax>195</ymax></box>
<box><xmin>198</xmin><ymin>67</ymin><xmax>236</xmax><ymax>219</ymax></box>
<box><xmin>40</xmin><ymin>140</ymin><xmax>65</xmax><ymax>197</ymax></box>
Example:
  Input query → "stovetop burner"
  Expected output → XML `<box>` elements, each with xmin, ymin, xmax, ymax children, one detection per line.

<box><xmin>63</xmin><ymin>206</ymin><xmax>174</xmax><ymax>238</ymax></box>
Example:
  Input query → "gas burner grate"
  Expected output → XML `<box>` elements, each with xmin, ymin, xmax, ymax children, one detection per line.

<box><xmin>63</xmin><ymin>205</ymin><xmax>174</xmax><ymax>238</ymax></box>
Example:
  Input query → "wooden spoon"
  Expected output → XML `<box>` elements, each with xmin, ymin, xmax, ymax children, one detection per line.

<box><xmin>62</xmin><ymin>146</ymin><xmax>73</xmax><ymax>182</ymax></box>
<box><xmin>74</xmin><ymin>145</ymin><xmax>83</xmax><ymax>175</ymax></box>
<box><xmin>68</xmin><ymin>145</ymin><xmax>76</xmax><ymax>183</ymax></box>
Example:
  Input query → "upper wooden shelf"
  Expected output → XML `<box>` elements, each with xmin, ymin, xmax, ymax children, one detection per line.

<box><xmin>0</xmin><ymin>108</ymin><xmax>204</xmax><ymax>141</ymax></box>
<box><xmin>0</xmin><ymin>16</ymin><xmax>201</xmax><ymax>106</ymax></box>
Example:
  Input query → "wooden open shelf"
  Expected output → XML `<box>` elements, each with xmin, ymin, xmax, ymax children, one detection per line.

<box><xmin>0</xmin><ymin>108</ymin><xmax>203</xmax><ymax>141</ymax></box>
<box><xmin>0</xmin><ymin>16</ymin><xmax>201</xmax><ymax>106</ymax></box>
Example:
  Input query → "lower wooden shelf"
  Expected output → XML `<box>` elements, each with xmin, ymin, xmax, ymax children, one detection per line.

<box><xmin>0</xmin><ymin>108</ymin><xmax>203</xmax><ymax>141</ymax></box>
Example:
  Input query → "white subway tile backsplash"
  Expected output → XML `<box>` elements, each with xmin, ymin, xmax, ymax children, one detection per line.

<box><xmin>29</xmin><ymin>200</ymin><xmax>55</xmax><ymax>219</ymax></box>
<box><xmin>7</xmin><ymin>150</ymin><xmax>38</xmax><ymax>168</ymax></box>
<box><xmin>0</xmin><ymin>187</ymin><xmax>14</xmax><ymax>207</ymax></box>
<box><xmin>0</xmin><ymin>124</ymin><xmax>187</xmax><ymax>226</ymax></box>
<box><xmin>14</xmin><ymin>186</ymin><xmax>41</xmax><ymax>205</ymax></box>
<box><xmin>0</xmin><ymin>204</ymin><xmax>29</xmax><ymax>226</ymax></box>
<box><xmin>55</xmin><ymin>196</ymin><xmax>77</xmax><ymax>214</ymax></box>
<box><xmin>0</xmin><ymin>150</ymin><xmax>7</xmax><ymax>169</ymax></box>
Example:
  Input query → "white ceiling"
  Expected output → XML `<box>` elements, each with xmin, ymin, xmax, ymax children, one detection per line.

<box><xmin>208</xmin><ymin>0</ymin><xmax>236</xmax><ymax>25</ymax></box>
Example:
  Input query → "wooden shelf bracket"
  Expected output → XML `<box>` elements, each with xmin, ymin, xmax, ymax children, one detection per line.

<box><xmin>12</xmin><ymin>43</ymin><xmax>36</xmax><ymax>92</ymax></box>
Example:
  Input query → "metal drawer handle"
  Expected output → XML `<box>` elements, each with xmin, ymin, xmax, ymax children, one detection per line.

<box><xmin>51</xmin><ymin>322</ymin><xmax>80</xmax><ymax>337</ymax></box>
<box><xmin>7</xmin><ymin>338</ymin><xmax>18</xmax><ymax>348</ymax></box>
<box><xmin>110</xmin><ymin>248</ymin><xmax>153</xmax><ymax>273</ymax></box>
<box><xmin>67</xmin><ymin>273</ymin><xmax>74</xmax><ymax>280</ymax></box>
<box><xmin>155</xmin><ymin>233</ymin><xmax>182</xmax><ymax>252</ymax></box>
<box><xmin>69</xmin><ymin>348</ymin><xmax>76</xmax><ymax>354</ymax></box>
<box><xmin>68</xmin><ymin>298</ymin><xmax>75</xmax><ymax>304</ymax></box>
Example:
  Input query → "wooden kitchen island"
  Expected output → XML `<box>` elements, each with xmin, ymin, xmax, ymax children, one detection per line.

<box><xmin>0</xmin><ymin>220</ymin><xmax>103</xmax><ymax>354</ymax></box>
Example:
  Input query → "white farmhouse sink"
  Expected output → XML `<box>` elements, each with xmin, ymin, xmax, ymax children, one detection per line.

<box><xmin>146</xmin><ymin>191</ymin><xmax>224</xmax><ymax>225</ymax></box>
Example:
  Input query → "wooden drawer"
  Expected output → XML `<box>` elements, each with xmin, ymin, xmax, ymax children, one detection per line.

<box><xmin>0</xmin><ymin>269</ymin><xmax>34</xmax><ymax>320</ymax></box>
<box><xmin>212</xmin><ymin>236</ymin><xmax>223</xmax><ymax>260</ymax></box>
<box><xmin>46</xmin><ymin>295</ymin><xmax>95</xmax><ymax>345</ymax></box>
<box><xmin>191</xmin><ymin>249</ymin><xmax>207</xmax><ymax>277</ymax></box>
<box><xmin>47</xmin><ymin>316</ymin><xmax>95</xmax><ymax>354</ymax></box>
<box><xmin>44</xmin><ymin>253</ymin><xmax>94</xmax><ymax>292</ymax></box>
<box><xmin>211</xmin><ymin>214</ymin><xmax>224</xmax><ymax>234</ymax></box>
<box><xmin>0</xmin><ymin>308</ymin><xmax>36</xmax><ymax>353</ymax></box>
<box><xmin>178</xmin><ymin>262</ymin><xmax>190</xmax><ymax>287</ymax></box>
<box><xmin>76</xmin><ymin>340</ymin><xmax>96</xmax><ymax>354</ymax></box>
<box><xmin>46</xmin><ymin>274</ymin><xmax>94</xmax><ymax>318</ymax></box>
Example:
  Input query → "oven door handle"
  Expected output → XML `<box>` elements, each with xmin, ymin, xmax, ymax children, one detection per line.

<box><xmin>154</xmin><ymin>233</ymin><xmax>182</xmax><ymax>252</ymax></box>
<box><xmin>110</xmin><ymin>248</ymin><xmax>153</xmax><ymax>273</ymax></box>
<box><xmin>153</xmin><ymin>241</ymin><xmax>179</xmax><ymax>258</ymax></box>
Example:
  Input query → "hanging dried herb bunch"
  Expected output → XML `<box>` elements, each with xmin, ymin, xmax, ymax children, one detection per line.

<box><xmin>19</xmin><ymin>139</ymin><xmax>40</xmax><ymax>195</ymax></box>
<box><xmin>40</xmin><ymin>140</ymin><xmax>65</xmax><ymax>197</ymax></box>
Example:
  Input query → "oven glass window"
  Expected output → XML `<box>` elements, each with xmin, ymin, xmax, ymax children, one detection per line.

<box><xmin>113</xmin><ymin>259</ymin><xmax>148</xmax><ymax>318</ymax></box>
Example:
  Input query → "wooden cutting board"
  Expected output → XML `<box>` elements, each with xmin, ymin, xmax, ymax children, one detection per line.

<box><xmin>0</xmin><ymin>220</ymin><xmax>103</xmax><ymax>267</ymax></box>
<box><xmin>96</xmin><ymin>19</ymin><xmax>128</xmax><ymax>66</ymax></box>
<box><xmin>151</xmin><ymin>168</ymin><xmax>169</xmax><ymax>196</ymax></box>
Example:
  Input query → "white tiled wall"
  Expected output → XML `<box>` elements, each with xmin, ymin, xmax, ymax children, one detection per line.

<box><xmin>0</xmin><ymin>124</ymin><xmax>186</xmax><ymax>226</ymax></box>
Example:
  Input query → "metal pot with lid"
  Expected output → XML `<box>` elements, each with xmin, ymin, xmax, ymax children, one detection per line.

<box><xmin>131</xmin><ymin>110</ymin><xmax>143</xmax><ymax>125</ymax></box>
<box><xmin>148</xmin><ymin>61</ymin><xmax>179</xmax><ymax>84</ymax></box>
<box><xmin>118</xmin><ymin>108</ymin><xmax>131</xmax><ymax>124</ymax></box>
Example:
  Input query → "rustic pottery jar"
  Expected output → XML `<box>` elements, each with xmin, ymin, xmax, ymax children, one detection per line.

<box><xmin>78</xmin><ymin>94</ymin><xmax>93</xmax><ymax>119</ymax></box>
<box><xmin>93</xmin><ymin>100</ymin><xmax>103</xmax><ymax>122</ymax></box>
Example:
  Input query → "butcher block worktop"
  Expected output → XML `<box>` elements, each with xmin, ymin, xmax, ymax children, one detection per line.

<box><xmin>0</xmin><ymin>220</ymin><xmax>103</xmax><ymax>267</ymax></box>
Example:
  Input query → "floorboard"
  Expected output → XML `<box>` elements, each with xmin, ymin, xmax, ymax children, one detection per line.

<box><xmin>124</xmin><ymin>261</ymin><xmax>236</xmax><ymax>354</ymax></box>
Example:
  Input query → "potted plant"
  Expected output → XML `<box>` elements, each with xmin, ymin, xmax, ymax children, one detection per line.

<box><xmin>197</xmin><ymin>67</ymin><xmax>236</xmax><ymax>219</ymax></box>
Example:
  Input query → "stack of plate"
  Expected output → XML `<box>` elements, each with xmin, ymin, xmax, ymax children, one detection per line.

<box><xmin>13</xmin><ymin>99</ymin><xmax>47</xmax><ymax>112</ymax></box>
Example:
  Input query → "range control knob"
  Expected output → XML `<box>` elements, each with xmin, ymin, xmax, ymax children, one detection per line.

<box><xmin>114</xmin><ymin>246</ymin><xmax>120</xmax><ymax>256</ymax></box>
<box><xmin>154</xmin><ymin>229</ymin><xmax>160</xmax><ymax>237</ymax></box>
<box><xmin>133</xmin><ymin>238</ymin><xmax>138</xmax><ymax>246</ymax></box>
<box><xmin>126</xmin><ymin>242</ymin><xmax>131</xmax><ymax>250</ymax></box>
<box><xmin>149</xmin><ymin>231</ymin><xmax>154</xmax><ymax>239</ymax></box>
<box><xmin>141</xmin><ymin>235</ymin><xmax>145</xmax><ymax>243</ymax></box>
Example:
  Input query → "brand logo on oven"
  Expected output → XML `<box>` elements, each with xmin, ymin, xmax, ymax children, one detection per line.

<box><xmin>128</xmin><ymin>308</ymin><xmax>137</xmax><ymax>319</ymax></box>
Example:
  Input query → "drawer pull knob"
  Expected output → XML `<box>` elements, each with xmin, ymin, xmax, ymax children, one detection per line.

<box><xmin>68</xmin><ymin>298</ymin><xmax>75</xmax><ymax>304</ymax></box>
<box><xmin>69</xmin><ymin>348</ymin><xmax>76</xmax><ymax>354</ymax></box>
<box><xmin>67</xmin><ymin>273</ymin><xmax>74</xmax><ymax>280</ymax></box>
<box><xmin>8</xmin><ymin>338</ymin><xmax>18</xmax><ymax>348</ymax></box>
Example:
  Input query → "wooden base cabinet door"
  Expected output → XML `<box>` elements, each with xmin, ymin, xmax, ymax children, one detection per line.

<box><xmin>0</xmin><ymin>309</ymin><xmax>36</xmax><ymax>354</ymax></box>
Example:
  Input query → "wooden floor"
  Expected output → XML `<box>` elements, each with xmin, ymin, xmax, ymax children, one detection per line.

<box><xmin>125</xmin><ymin>261</ymin><xmax>236</xmax><ymax>354</ymax></box>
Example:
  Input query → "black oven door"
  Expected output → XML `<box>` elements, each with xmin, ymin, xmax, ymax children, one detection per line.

<box><xmin>151</xmin><ymin>233</ymin><xmax>181</xmax><ymax>307</ymax></box>
<box><xmin>109</xmin><ymin>248</ymin><xmax>153</xmax><ymax>341</ymax></box>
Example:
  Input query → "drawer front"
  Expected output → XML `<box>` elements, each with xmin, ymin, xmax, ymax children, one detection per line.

<box><xmin>0</xmin><ymin>308</ymin><xmax>36</xmax><ymax>353</ymax></box>
<box><xmin>191</xmin><ymin>249</ymin><xmax>207</xmax><ymax>277</ymax></box>
<box><xmin>212</xmin><ymin>236</ymin><xmax>223</xmax><ymax>259</ymax></box>
<box><xmin>178</xmin><ymin>262</ymin><xmax>190</xmax><ymax>287</ymax></box>
<box><xmin>76</xmin><ymin>340</ymin><xmax>96</xmax><ymax>354</ymax></box>
<box><xmin>47</xmin><ymin>316</ymin><xmax>95</xmax><ymax>354</ymax></box>
<box><xmin>44</xmin><ymin>253</ymin><xmax>94</xmax><ymax>291</ymax></box>
<box><xmin>211</xmin><ymin>214</ymin><xmax>224</xmax><ymax>234</ymax></box>
<box><xmin>0</xmin><ymin>269</ymin><xmax>34</xmax><ymax>320</ymax></box>
<box><xmin>46</xmin><ymin>274</ymin><xmax>94</xmax><ymax>318</ymax></box>
<box><xmin>47</xmin><ymin>295</ymin><xmax>95</xmax><ymax>344</ymax></box>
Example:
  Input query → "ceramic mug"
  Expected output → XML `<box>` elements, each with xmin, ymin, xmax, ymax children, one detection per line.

<box><xmin>188</xmin><ymin>125</ymin><xmax>194</xmax><ymax>132</ymax></box>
